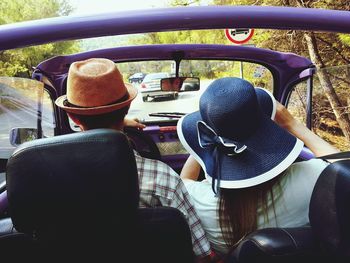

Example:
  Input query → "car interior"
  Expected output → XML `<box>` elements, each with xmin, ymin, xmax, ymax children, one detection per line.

<box><xmin>0</xmin><ymin>5</ymin><xmax>350</xmax><ymax>263</ymax></box>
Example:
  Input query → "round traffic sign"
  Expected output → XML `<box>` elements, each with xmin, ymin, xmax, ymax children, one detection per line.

<box><xmin>225</xmin><ymin>28</ymin><xmax>254</xmax><ymax>45</ymax></box>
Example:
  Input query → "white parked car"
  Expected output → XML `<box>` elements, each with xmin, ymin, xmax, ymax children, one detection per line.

<box><xmin>128</xmin><ymin>72</ymin><xmax>145</xmax><ymax>83</ymax></box>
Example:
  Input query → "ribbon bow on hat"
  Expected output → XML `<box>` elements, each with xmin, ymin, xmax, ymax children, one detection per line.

<box><xmin>197</xmin><ymin>121</ymin><xmax>247</xmax><ymax>195</ymax></box>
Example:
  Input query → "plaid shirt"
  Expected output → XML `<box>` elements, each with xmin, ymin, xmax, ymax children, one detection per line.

<box><xmin>134</xmin><ymin>152</ymin><xmax>211</xmax><ymax>258</ymax></box>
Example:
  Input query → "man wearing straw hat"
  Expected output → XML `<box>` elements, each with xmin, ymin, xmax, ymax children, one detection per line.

<box><xmin>55</xmin><ymin>58</ymin><xmax>212</xmax><ymax>261</ymax></box>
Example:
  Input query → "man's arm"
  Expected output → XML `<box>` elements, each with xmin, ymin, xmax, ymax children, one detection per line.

<box><xmin>136</xmin><ymin>155</ymin><xmax>212</xmax><ymax>260</ymax></box>
<box><xmin>169</xmin><ymin>177</ymin><xmax>212</xmax><ymax>260</ymax></box>
<box><xmin>274</xmin><ymin>102</ymin><xmax>339</xmax><ymax>157</ymax></box>
<box><xmin>123</xmin><ymin>118</ymin><xmax>146</xmax><ymax>129</ymax></box>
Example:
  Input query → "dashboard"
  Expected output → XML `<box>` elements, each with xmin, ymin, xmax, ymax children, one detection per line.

<box><xmin>124</xmin><ymin>120</ymin><xmax>189</xmax><ymax>173</ymax></box>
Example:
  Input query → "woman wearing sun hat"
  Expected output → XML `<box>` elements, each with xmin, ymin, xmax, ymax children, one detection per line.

<box><xmin>177</xmin><ymin>77</ymin><xmax>339</xmax><ymax>256</ymax></box>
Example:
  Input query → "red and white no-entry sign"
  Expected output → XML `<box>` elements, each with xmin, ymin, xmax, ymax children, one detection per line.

<box><xmin>225</xmin><ymin>28</ymin><xmax>254</xmax><ymax>45</ymax></box>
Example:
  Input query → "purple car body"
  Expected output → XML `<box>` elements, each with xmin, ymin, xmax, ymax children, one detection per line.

<box><xmin>0</xmin><ymin>5</ymin><xmax>349</xmax><ymax>258</ymax></box>
<box><xmin>1</xmin><ymin>4</ymin><xmax>349</xmax><ymax>207</ymax></box>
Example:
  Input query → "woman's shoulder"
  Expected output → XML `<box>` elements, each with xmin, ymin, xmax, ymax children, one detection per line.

<box><xmin>182</xmin><ymin>178</ymin><xmax>211</xmax><ymax>189</ymax></box>
<box><xmin>182</xmin><ymin>179</ymin><xmax>217</xmax><ymax>199</ymax></box>
<box><xmin>282</xmin><ymin>158</ymin><xmax>329</xmax><ymax>186</ymax></box>
<box><xmin>288</xmin><ymin>158</ymin><xmax>328</xmax><ymax>174</ymax></box>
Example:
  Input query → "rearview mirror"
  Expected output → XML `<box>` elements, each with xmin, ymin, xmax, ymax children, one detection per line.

<box><xmin>161</xmin><ymin>77</ymin><xmax>200</xmax><ymax>92</ymax></box>
<box><xmin>10</xmin><ymin>128</ymin><xmax>38</xmax><ymax>147</ymax></box>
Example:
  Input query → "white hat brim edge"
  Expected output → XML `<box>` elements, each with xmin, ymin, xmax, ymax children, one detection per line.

<box><xmin>177</xmin><ymin>114</ymin><xmax>305</xmax><ymax>189</ymax></box>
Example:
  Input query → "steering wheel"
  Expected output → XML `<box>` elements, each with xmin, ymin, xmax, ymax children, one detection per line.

<box><xmin>124</xmin><ymin>127</ymin><xmax>161</xmax><ymax>161</ymax></box>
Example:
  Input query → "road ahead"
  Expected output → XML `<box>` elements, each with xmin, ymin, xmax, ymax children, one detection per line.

<box><xmin>127</xmin><ymin>80</ymin><xmax>212</xmax><ymax>121</ymax></box>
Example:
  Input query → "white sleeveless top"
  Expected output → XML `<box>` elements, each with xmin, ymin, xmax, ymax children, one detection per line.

<box><xmin>182</xmin><ymin>159</ymin><xmax>329</xmax><ymax>255</ymax></box>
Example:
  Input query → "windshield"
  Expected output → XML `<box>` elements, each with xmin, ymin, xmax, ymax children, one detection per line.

<box><xmin>143</xmin><ymin>73</ymin><xmax>169</xmax><ymax>81</ymax></box>
<box><xmin>116</xmin><ymin>60</ymin><xmax>273</xmax><ymax>123</ymax></box>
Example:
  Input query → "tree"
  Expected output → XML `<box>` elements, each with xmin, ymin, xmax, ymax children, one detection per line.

<box><xmin>0</xmin><ymin>0</ymin><xmax>79</xmax><ymax>77</ymax></box>
<box><xmin>293</xmin><ymin>0</ymin><xmax>350</xmax><ymax>144</ymax></box>
<box><xmin>212</xmin><ymin>0</ymin><xmax>350</xmax><ymax>146</ymax></box>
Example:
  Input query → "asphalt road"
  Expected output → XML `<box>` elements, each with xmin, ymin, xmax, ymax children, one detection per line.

<box><xmin>0</xmin><ymin>100</ymin><xmax>55</xmax><ymax>157</ymax></box>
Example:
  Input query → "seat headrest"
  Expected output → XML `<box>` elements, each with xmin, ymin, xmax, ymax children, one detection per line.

<box><xmin>6</xmin><ymin>129</ymin><xmax>139</xmax><ymax>235</ymax></box>
<box><xmin>309</xmin><ymin>160</ymin><xmax>350</xmax><ymax>257</ymax></box>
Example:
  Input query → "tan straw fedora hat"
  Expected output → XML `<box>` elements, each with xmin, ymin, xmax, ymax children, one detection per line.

<box><xmin>55</xmin><ymin>58</ymin><xmax>138</xmax><ymax>115</ymax></box>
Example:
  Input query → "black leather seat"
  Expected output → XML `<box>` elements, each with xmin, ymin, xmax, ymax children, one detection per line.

<box><xmin>309</xmin><ymin>160</ymin><xmax>350</xmax><ymax>262</ymax></box>
<box><xmin>227</xmin><ymin>159</ymin><xmax>350</xmax><ymax>263</ymax></box>
<box><xmin>1</xmin><ymin>129</ymin><xmax>194</xmax><ymax>262</ymax></box>
<box><xmin>0</xmin><ymin>217</ymin><xmax>35</xmax><ymax>261</ymax></box>
<box><xmin>226</xmin><ymin>226</ymin><xmax>318</xmax><ymax>263</ymax></box>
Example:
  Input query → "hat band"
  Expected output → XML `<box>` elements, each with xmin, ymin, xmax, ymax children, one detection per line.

<box><xmin>63</xmin><ymin>93</ymin><xmax>129</xmax><ymax>108</ymax></box>
<box><xmin>197</xmin><ymin>121</ymin><xmax>247</xmax><ymax>195</ymax></box>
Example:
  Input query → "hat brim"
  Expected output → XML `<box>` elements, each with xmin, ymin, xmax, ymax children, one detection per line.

<box><xmin>55</xmin><ymin>83</ymin><xmax>138</xmax><ymax>115</ymax></box>
<box><xmin>255</xmin><ymin>87</ymin><xmax>276</xmax><ymax>120</ymax></box>
<box><xmin>177</xmin><ymin>89</ymin><xmax>303</xmax><ymax>189</ymax></box>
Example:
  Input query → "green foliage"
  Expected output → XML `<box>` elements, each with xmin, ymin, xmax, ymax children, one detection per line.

<box><xmin>339</xmin><ymin>34</ymin><xmax>350</xmax><ymax>47</ymax></box>
<box><xmin>0</xmin><ymin>0</ymin><xmax>73</xmax><ymax>24</ymax></box>
<box><xmin>0</xmin><ymin>0</ymin><xmax>78</xmax><ymax>77</ymax></box>
<box><xmin>169</xmin><ymin>0</ymin><xmax>201</xmax><ymax>6</ymax></box>
<box><xmin>124</xmin><ymin>0</ymin><xmax>349</xmax><ymax>77</ymax></box>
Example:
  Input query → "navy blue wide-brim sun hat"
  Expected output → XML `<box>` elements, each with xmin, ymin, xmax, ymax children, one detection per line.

<box><xmin>177</xmin><ymin>77</ymin><xmax>304</xmax><ymax>191</ymax></box>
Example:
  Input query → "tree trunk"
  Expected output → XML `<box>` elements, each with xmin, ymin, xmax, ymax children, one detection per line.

<box><xmin>304</xmin><ymin>32</ymin><xmax>350</xmax><ymax>145</ymax></box>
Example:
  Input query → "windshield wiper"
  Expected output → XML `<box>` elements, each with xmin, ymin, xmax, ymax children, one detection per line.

<box><xmin>149</xmin><ymin>112</ymin><xmax>186</xmax><ymax>118</ymax></box>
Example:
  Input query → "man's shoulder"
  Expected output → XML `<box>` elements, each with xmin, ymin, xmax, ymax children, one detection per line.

<box><xmin>134</xmin><ymin>152</ymin><xmax>169</xmax><ymax>167</ymax></box>
<box><xmin>135</xmin><ymin>154</ymin><xmax>186</xmax><ymax>199</ymax></box>
<box><xmin>134</xmin><ymin>152</ymin><xmax>179</xmax><ymax>176</ymax></box>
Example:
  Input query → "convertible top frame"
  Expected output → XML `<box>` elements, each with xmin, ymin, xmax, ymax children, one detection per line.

<box><xmin>37</xmin><ymin>44</ymin><xmax>313</xmax><ymax>100</ymax></box>
<box><xmin>0</xmin><ymin>6</ymin><xmax>350</xmax><ymax>51</ymax></box>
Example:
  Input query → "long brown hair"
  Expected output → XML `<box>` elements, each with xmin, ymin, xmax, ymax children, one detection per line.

<box><xmin>218</xmin><ymin>173</ymin><xmax>285</xmax><ymax>249</ymax></box>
